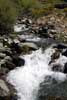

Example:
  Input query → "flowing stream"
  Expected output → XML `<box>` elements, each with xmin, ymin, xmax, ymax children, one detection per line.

<box><xmin>7</xmin><ymin>46</ymin><xmax>67</xmax><ymax>100</ymax></box>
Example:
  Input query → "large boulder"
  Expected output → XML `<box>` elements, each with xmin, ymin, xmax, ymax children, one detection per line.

<box><xmin>38</xmin><ymin>78</ymin><xmax>67</xmax><ymax>100</ymax></box>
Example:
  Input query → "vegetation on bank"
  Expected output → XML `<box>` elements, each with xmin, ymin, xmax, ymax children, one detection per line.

<box><xmin>0</xmin><ymin>0</ymin><xmax>67</xmax><ymax>34</ymax></box>
<box><xmin>0</xmin><ymin>0</ymin><xmax>17</xmax><ymax>35</ymax></box>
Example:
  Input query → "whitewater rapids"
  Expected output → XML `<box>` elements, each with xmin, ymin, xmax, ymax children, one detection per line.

<box><xmin>7</xmin><ymin>46</ymin><xmax>67</xmax><ymax>100</ymax></box>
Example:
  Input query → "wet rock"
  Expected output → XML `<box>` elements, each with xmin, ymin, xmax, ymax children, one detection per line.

<box><xmin>0</xmin><ymin>79</ymin><xmax>10</xmax><ymax>99</ymax></box>
<box><xmin>12</xmin><ymin>56</ymin><xmax>25</xmax><ymax>67</ymax></box>
<box><xmin>41</xmin><ymin>26</ymin><xmax>48</xmax><ymax>33</ymax></box>
<box><xmin>10</xmin><ymin>95</ymin><xmax>18</xmax><ymax>100</ymax></box>
<box><xmin>62</xmin><ymin>49</ymin><xmax>67</xmax><ymax>57</ymax></box>
<box><xmin>5</xmin><ymin>61</ymin><xmax>16</xmax><ymax>70</ymax></box>
<box><xmin>49</xmin><ymin>49</ymin><xmax>60</xmax><ymax>64</ymax></box>
<box><xmin>38</xmin><ymin>80</ymin><xmax>67</xmax><ymax>100</ymax></box>
<box><xmin>53</xmin><ymin>44</ymin><xmax>67</xmax><ymax>49</ymax></box>
<box><xmin>39</xmin><ymin>33</ymin><xmax>50</xmax><ymax>38</ymax></box>
<box><xmin>52</xmin><ymin>64</ymin><xmax>63</xmax><ymax>72</ymax></box>
<box><xmin>6</xmin><ymin>83</ymin><xmax>17</xmax><ymax>100</ymax></box>
<box><xmin>10</xmin><ymin>42</ymin><xmax>22</xmax><ymax>54</ymax></box>
<box><xmin>36</xmin><ymin>26</ymin><xmax>51</xmax><ymax>38</ymax></box>
<box><xmin>21</xmin><ymin>42</ymin><xmax>38</xmax><ymax>50</ymax></box>
<box><xmin>51</xmin><ymin>49</ymin><xmax>60</xmax><ymax>60</ymax></box>
<box><xmin>63</xmin><ymin>63</ymin><xmax>67</xmax><ymax>73</ymax></box>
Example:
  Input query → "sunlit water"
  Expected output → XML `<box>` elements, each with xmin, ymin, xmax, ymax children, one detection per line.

<box><xmin>7</xmin><ymin>46</ymin><xmax>67</xmax><ymax>100</ymax></box>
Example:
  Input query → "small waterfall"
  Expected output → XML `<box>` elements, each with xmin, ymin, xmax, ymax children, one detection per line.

<box><xmin>7</xmin><ymin>46</ymin><xmax>67</xmax><ymax>100</ymax></box>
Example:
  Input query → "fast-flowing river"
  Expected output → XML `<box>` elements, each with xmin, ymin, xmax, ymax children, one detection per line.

<box><xmin>7</xmin><ymin>45</ymin><xmax>67</xmax><ymax>100</ymax></box>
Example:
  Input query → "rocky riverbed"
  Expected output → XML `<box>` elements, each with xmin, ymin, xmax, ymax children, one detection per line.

<box><xmin>0</xmin><ymin>14</ymin><xmax>67</xmax><ymax>100</ymax></box>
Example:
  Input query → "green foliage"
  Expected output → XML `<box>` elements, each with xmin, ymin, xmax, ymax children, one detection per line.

<box><xmin>0</xmin><ymin>0</ymin><xmax>17</xmax><ymax>35</ymax></box>
<box><xmin>31</xmin><ymin>3</ymin><xmax>54</xmax><ymax>17</ymax></box>
<box><xmin>47</xmin><ymin>0</ymin><xmax>64</xmax><ymax>4</ymax></box>
<box><xmin>12</xmin><ymin>0</ymin><xmax>41</xmax><ymax>12</ymax></box>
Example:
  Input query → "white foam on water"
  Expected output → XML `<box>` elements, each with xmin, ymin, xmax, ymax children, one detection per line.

<box><xmin>7</xmin><ymin>47</ymin><xmax>67</xmax><ymax>100</ymax></box>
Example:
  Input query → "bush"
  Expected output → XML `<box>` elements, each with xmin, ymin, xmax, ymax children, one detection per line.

<box><xmin>31</xmin><ymin>5</ymin><xmax>54</xmax><ymax>17</ymax></box>
<box><xmin>0</xmin><ymin>0</ymin><xmax>17</xmax><ymax>35</ymax></box>
<box><xmin>20</xmin><ymin>0</ymin><xmax>40</xmax><ymax>10</ymax></box>
<box><xmin>64</xmin><ymin>8</ymin><xmax>67</xmax><ymax>14</ymax></box>
<box><xmin>47</xmin><ymin>0</ymin><xmax>64</xmax><ymax>4</ymax></box>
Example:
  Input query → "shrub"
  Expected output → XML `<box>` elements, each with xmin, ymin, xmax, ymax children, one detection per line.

<box><xmin>0</xmin><ymin>0</ymin><xmax>17</xmax><ymax>35</ymax></box>
<box><xmin>31</xmin><ymin>5</ymin><xmax>54</xmax><ymax>17</ymax></box>
<box><xmin>63</xmin><ymin>8</ymin><xmax>67</xmax><ymax>17</ymax></box>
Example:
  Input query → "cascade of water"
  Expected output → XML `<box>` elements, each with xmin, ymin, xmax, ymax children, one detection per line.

<box><xmin>7</xmin><ymin>46</ymin><xmax>67</xmax><ymax>100</ymax></box>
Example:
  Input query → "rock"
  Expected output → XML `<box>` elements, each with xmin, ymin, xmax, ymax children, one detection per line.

<box><xmin>62</xmin><ymin>49</ymin><xmax>67</xmax><ymax>57</ymax></box>
<box><xmin>13</xmin><ymin>39</ymin><xmax>20</xmax><ymax>44</ymax></box>
<box><xmin>0</xmin><ymin>47</ymin><xmax>6</xmax><ymax>52</ymax></box>
<box><xmin>63</xmin><ymin>63</ymin><xmax>67</xmax><ymax>73</ymax></box>
<box><xmin>10</xmin><ymin>42</ymin><xmax>22</xmax><ymax>54</ymax></box>
<box><xmin>21</xmin><ymin>42</ymin><xmax>38</xmax><ymax>50</ymax></box>
<box><xmin>3</xmin><ymin>49</ymin><xmax>12</xmax><ymax>57</ymax></box>
<box><xmin>41</xmin><ymin>33</ymin><xmax>50</xmax><ymax>38</ymax></box>
<box><xmin>4</xmin><ymin>56</ymin><xmax>12</xmax><ymax>61</ymax></box>
<box><xmin>12</xmin><ymin>56</ymin><xmax>25</xmax><ymax>67</ymax></box>
<box><xmin>38</xmin><ymin>79</ymin><xmax>67</xmax><ymax>100</ymax></box>
<box><xmin>5</xmin><ymin>61</ymin><xmax>16</xmax><ymax>70</ymax></box>
<box><xmin>6</xmin><ymin>83</ymin><xmax>17</xmax><ymax>100</ymax></box>
<box><xmin>49</xmin><ymin>49</ymin><xmax>60</xmax><ymax>64</ymax></box>
<box><xmin>55</xmin><ymin>3</ymin><xmax>67</xmax><ymax>9</ymax></box>
<box><xmin>0</xmin><ymin>68</ymin><xmax>9</xmax><ymax>76</ymax></box>
<box><xmin>52</xmin><ymin>64</ymin><xmax>63</xmax><ymax>72</ymax></box>
<box><xmin>46</xmin><ymin>96</ymin><xmax>67</xmax><ymax>100</ymax></box>
<box><xmin>51</xmin><ymin>49</ymin><xmax>60</xmax><ymax>62</ymax></box>
<box><xmin>0</xmin><ymin>53</ymin><xmax>6</xmax><ymax>59</ymax></box>
<box><xmin>0</xmin><ymin>79</ymin><xmax>17</xmax><ymax>100</ymax></box>
<box><xmin>48</xmin><ymin>29</ymin><xmax>57</xmax><ymax>34</ymax></box>
<box><xmin>41</xmin><ymin>26</ymin><xmax>48</xmax><ymax>33</ymax></box>
<box><xmin>48</xmin><ymin>24</ymin><xmax>55</xmax><ymax>29</ymax></box>
<box><xmin>0</xmin><ymin>43</ymin><xmax>3</xmax><ymax>47</ymax></box>
<box><xmin>53</xmin><ymin>43</ymin><xmax>67</xmax><ymax>49</ymax></box>
<box><xmin>0</xmin><ymin>79</ymin><xmax>10</xmax><ymax>98</ymax></box>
